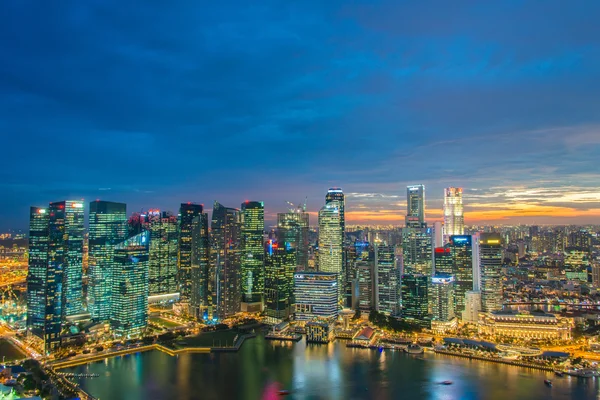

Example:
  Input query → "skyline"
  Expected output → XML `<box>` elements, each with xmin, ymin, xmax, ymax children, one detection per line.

<box><xmin>2</xmin><ymin>1</ymin><xmax>600</xmax><ymax>229</ymax></box>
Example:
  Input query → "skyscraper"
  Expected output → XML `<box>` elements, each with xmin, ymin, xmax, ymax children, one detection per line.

<box><xmin>277</xmin><ymin>208</ymin><xmax>309</xmax><ymax>271</ymax></box>
<box><xmin>401</xmin><ymin>227</ymin><xmax>433</xmax><ymax>275</ymax></box>
<box><xmin>406</xmin><ymin>185</ymin><xmax>425</xmax><ymax>227</ymax></box>
<box><xmin>443</xmin><ymin>187</ymin><xmax>464</xmax><ymax>243</ymax></box>
<box><xmin>146</xmin><ymin>210</ymin><xmax>178</xmax><ymax>296</ymax></box>
<box><xmin>450</xmin><ymin>235</ymin><xmax>474</xmax><ymax>315</ymax></box>
<box><xmin>375</xmin><ymin>244</ymin><xmax>401</xmax><ymax>316</ymax></box>
<box><xmin>479</xmin><ymin>233</ymin><xmax>504</xmax><ymax>313</ymax></box>
<box><xmin>211</xmin><ymin>201</ymin><xmax>242</xmax><ymax>319</ymax></box>
<box><xmin>434</xmin><ymin>246</ymin><xmax>453</xmax><ymax>275</ymax></box>
<box><xmin>264</xmin><ymin>240</ymin><xmax>295</xmax><ymax>323</ymax></box>
<box><xmin>190</xmin><ymin>212</ymin><xmax>210</xmax><ymax>320</ymax></box>
<box><xmin>294</xmin><ymin>272</ymin><xmax>338</xmax><ymax>321</ymax></box>
<box><xmin>26</xmin><ymin>207</ymin><xmax>49</xmax><ymax>340</ymax></box>
<box><xmin>178</xmin><ymin>203</ymin><xmax>205</xmax><ymax>302</ymax></box>
<box><xmin>325</xmin><ymin>188</ymin><xmax>345</xmax><ymax>232</ymax></box>
<box><xmin>240</xmin><ymin>201</ymin><xmax>265</xmax><ymax>312</ymax></box>
<box><xmin>111</xmin><ymin>230</ymin><xmax>149</xmax><ymax>338</ymax></box>
<box><xmin>430</xmin><ymin>274</ymin><xmax>455</xmax><ymax>322</ymax></box>
<box><xmin>401</xmin><ymin>274</ymin><xmax>429</xmax><ymax>327</ymax></box>
<box><xmin>356</xmin><ymin>260</ymin><xmax>374</xmax><ymax>313</ymax></box>
<box><xmin>88</xmin><ymin>200</ymin><xmax>127</xmax><ymax>322</ymax></box>
<box><xmin>318</xmin><ymin>202</ymin><xmax>343</xmax><ymax>303</ymax></box>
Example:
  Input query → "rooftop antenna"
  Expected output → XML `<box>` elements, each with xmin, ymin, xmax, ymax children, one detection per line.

<box><xmin>302</xmin><ymin>197</ymin><xmax>307</xmax><ymax>212</ymax></box>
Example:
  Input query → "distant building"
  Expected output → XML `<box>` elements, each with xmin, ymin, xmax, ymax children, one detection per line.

<box><xmin>240</xmin><ymin>201</ymin><xmax>265</xmax><ymax>312</ymax></box>
<box><xmin>401</xmin><ymin>274</ymin><xmax>429</xmax><ymax>327</ymax></box>
<box><xmin>479</xmin><ymin>233</ymin><xmax>504</xmax><ymax>313</ymax></box>
<box><xmin>146</xmin><ymin>210</ymin><xmax>178</xmax><ymax>296</ymax></box>
<box><xmin>450</xmin><ymin>235</ymin><xmax>475</xmax><ymax>316</ymax></box>
<box><xmin>178</xmin><ymin>203</ymin><xmax>205</xmax><ymax>302</ymax></box>
<box><xmin>325</xmin><ymin>188</ymin><xmax>345</xmax><ymax>232</ymax></box>
<box><xmin>318</xmin><ymin>202</ymin><xmax>343</xmax><ymax>303</ymax></box>
<box><xmin>375</xmin><ymin>244</ymin><xmax>401</xmax><ymax>315</ymax></box>
<box><xmin>190</xmin><ymin>212</ymin><xmax>210</xmax><ymax>320</ymax></box>
<box><xmin>405</xmin><ymin>185</ymin><xmax>425</xmax><ymax>227</ymax></box>
<box><xmin>478</xmin><ymin>310</ymin><xmax>572</xmax><ymax>341</ymax></box>
<box><xmin>294</xmin><ymin>272</ymin><xmax>338</xmax><ymax>321</ymax></box>
<box><xmin>434</xmin><ymin>246</ymin><xmax>453</xmax><ymax>275</ymax></box>
<box><xmin>443</xmin><ymin>187</ymin><xmax>464</xmax><ymax>243</ymax></box>
<box><xmin>264</xmin><ymin>240</ymin><xmax>295</xmax><ymax>323</ymax></box>
<box><xmin>277</xmin><ymin>209</ymin><xmax>309</xmax><ymax>271</ymax></box>
<box><xmin>401</xmin><ymin>227</ymin><xmax>433</xmax><ymax>275</ymax></box>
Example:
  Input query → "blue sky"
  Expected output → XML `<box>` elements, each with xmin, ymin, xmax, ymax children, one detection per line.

<box><xmin>1</xmin><ymin>1</ymin><xmax>600</xmax><ymax>229</ymax></box>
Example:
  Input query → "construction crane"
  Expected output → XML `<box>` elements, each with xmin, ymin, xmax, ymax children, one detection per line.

<box><xmin>285</xmin><ymin>197</ymin><xmax>307</xmax><ymax>213</ymax></box>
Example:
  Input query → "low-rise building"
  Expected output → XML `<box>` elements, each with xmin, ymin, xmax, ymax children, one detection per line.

<box><xmin>478</xmin><ymin>310</ymin><xmax>572</xmax><ymax>341</ymax></box>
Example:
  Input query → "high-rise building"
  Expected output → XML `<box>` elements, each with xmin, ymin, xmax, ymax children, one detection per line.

<box><xmin>318</xmin><ymin>202</ymin><xmax>343</xmax><ymax>303</ymax></box>
<box><xmin>190</xmin><ymin>212</ymin><xmax>210</xmax><ymax>320</ymax></box>
<box><xmin>430</xmin><ymin>274</ymin><xmax>455</xmax><ymax>322</ymax></box>
<box><xmin>356</xmin><ymin>261</ymin><xmax>374</xmax><ymax>313</ymax></box>
<box><xmin>433</xmin><ymin>221</ymin><xmax>443</xmax><ymax>248</ymax></box>
<box><xmin>88</xmin><ymin>200</ymin><xmax>127</xmax><ymax>322</ymax></box>
<box><xmin>462</xmin><ymin>290</ymin><xmax>482</xmax><ymax>323</ymax></box>
<box><xmin>277</xmin><ymin>209</ymin><xmax>309</xmax><ymax>271</ymax></box>
<box><xmin>401</xmin><ymin>227</ymin><xmax>433</xmax><ymax>275</ymax></box>
<box><xmin>434</xmin><ymin>246</ymin><xmax>453</xmax><ymax>275</ymax></box>
<box><xmin>443</xmin><ymin>187</ymin><xmax>464</xmax><ymax>243</ymax></box>
<box><xmin>49</xmin><ymin>200</ymin><xmax>85</xmax><ymax>320</ymax></box>
<box><xmin>146</xmin><ymin>210</ymin><xmax>178</xmax><ymax>296</ymax></box>
<box><xmin>240</xmin><ymin>201</ymin><xmax>265</xmax><ymax>312</ymax></box>
<box><xmin>375</xmin><ymin>244</ymin><xmax>400</xmax><ymax>316</ymax></box>
<box><xmin>294</xmin><ymin>272</ymin><xmax>338</xmax><ymax>321</ymax></box>
<box><xmin>325</xmin><ymin>188</ymin><xmax>345</xmax><ymax>232</ymax></box>
<box><xmin>401</xmin><ymin>274</ymin><xmax>429</xmax><ymax>327</ymax></box>
<box><xmin>111</xmin><ymin>230</ymin><xmax>149</xmax><ymax>338</ymax></box>
<box><xmin>406</xmin><ymin>185</ymin><xmax>425</xmax><ymax>227</ymax></box>
<box><xmin>449</xmin><ymin>235</ymin><xmax>474</xmax><ymax>315</ymax></box>
<box><xmin>26</xmin><ymin>207</ymin><xmax>50</xmax><ymax>341</ymax></box>
<box><xmin>264</xmin><ymin>240</ymin><xmax>295</xmax><ymax>323</ymax></box>
<box><xmin>479</xmin><ymin>233</ymin><xmax>504</xmax><ymax>313</ymax></box>
<box><xmin>178</xmin><ymin>203</ymin><xmax>204</xmax><ymax>302</ymax></box>
<box><xmin>211</xmin><ymin>201</ymin><xmax>241</xmax><ymax>319</ymax></box>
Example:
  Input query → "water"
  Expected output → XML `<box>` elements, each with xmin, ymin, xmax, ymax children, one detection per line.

<box><xmin>64</xmin><ymin>336</ymin><xmax>598</xmax><ymax>400</ymax></box>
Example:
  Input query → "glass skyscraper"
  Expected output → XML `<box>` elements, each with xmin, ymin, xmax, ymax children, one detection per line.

<box><xmin>401</xmin><ymin>227</ymin><xmax>433</xmax><ymax>275</ymax></box>
<box><xmin>146</xmin><ymin>210</ymin><xmax>178</xmax><ymax>296</ymax></box>
<box><xmin>240</xmin><ymin>201</ymin><xmax>265</xmax><ymax>311</ymax></box>
<box><xmin>264</xmin><ymin>240</ymin><xmax>295</xmax><ymax>323</ymax></box>
<box><xmin>178</xmin><ymin>203</ymin><xmax>205</xmax><ymax>302</ymax></box>
<box><xmin>443</xmin><ymin>187</ymin><xmax>464</xmax><ymax>243</ymax></box>
<box><xmin>294</xmin><ymin>272</ymin><xmax>338</xmax><ymax>321</ymax></box>
<box><xmin>401</xmin><ymin>274</ymin><xmax>429</xmax><ymax>327</ymax></box>
<box><xmin>190</xmin><ymin>212</ymin><xmax>210</xmax><ymax>320</ymax></box>
<box><xmin>450</xmin><ymin>235</ymin><xmax>474</xmax><ymax>315</ymax></box>
<box><xmin>434</xmin><ymin>246</ymin><xmax>453</xmax><ymax>275</ymax></box>
<box><xmin>406</xmin><ymin>185</ymin><xmax>425</xmax><ymax>227</ymax></box>
<box><xmin>375</xmin><ymin>244</ymin><xmax>400</xmax><ymax>316</ymax></box>
<box><xmin>111</xmin><ymin>230</ymin><xmax>149</xmax><ymax>338</ymax></box>
<box><xmin>318</xmin><ymin>202</ymin><xmax>343</xmax><ymax>303</ymax></box>
<box><xmin>88</xmin><ymin>200</ymin><xmax>127</xmax><ymax>322</ymax></box>
<box><xmin>479</xmin><ymin>233</ymin><xmax>504</xmax><ymax>313</ymax></box>
<box><xmin>325</xmin><ymin>188</ymin><xmax>345</xmax><ymax>232</ymax></box>
<box><xmin>277</xmin><ymin>209</ymin><xmax>309</xmax><ymax>271</ymax></box>
<box><xmin>430</xmin><ymin>274</ymin><xmax>455</xmax><ymax>322</ymax></box>
<box><xmin>26</xmin><ymin>207</ymin><xmax>49</xmax><ymax>339</ymax></box>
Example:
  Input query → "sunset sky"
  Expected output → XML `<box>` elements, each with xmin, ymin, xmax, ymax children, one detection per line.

<box><xmin>1</xmin><ymin>1</ymin><xmax>599</xmax><ymax>229</ymax></box>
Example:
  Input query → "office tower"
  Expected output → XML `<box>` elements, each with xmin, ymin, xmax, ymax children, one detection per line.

<box><xmin>26</xmin><ymin>207</ymin><xmax>49</xmax><ymax>340</ymax></box>
<box><xmin>479</xmin><ymin>233</ymin><xmax>504</xmax><ymax>313</ymax></box>
<box><xmin>401</xmin><ymin>274</ymin><xmax>429</xmax><ymax>327</ymax></box>
<box><xmin>325</xmin><ymin>188</ymin><xmax>345</xmax><ymax>232</ymax></box>
<box><xmin>111</xmin><ymin>230</ymin><xmax>149</xmax><ymax>338</ymax></box>
<box><xmin>375</xmin><ymin>244</ymin><xmax>400</xmax><ymax>315</ymax></box>
<box><xmin>212</xmin><ymin>201</ymin><xmax>242</xmax><ymax>319</ymax></box>
<box><xmin>147</xmin><ymin>210</ymin><xmax>178</xmax><ymax>296</ymax></box>
<box><xmin>178</xmin><ymin>203</ymin><xmax>205</xmax><ymax>302</ymax></box>
<box><xmin>277</xmin><ymin>207</ymin><xmax>309</xmax><ymax>271</ymax></box>
<box><xmin>401</xmin><ymin>227</ymin><xmax>433</xmax><ymax>275</ymax></box>
<box><xmin>356</xmin><ymin>261</ymin><xmax>374</xmax><ymax>313</ymax></box>
<box><xmin>264</xmin><ymin>240</ymin><xmax>295</xmax><ymax>323</ymax></box>
<box><xmin>240</xmin><ymin>201</ymin><xmax>265</xmax><ymax>312</ymax></box>
<box><xmin>434</xmin><ymin>246</ymin><xmax>453</xmax><ymax>275</ymax></box>
<box><xmin>433</xmin><ymin>221</ymin><xmax>443</xmax><ymax>248</ymax></box>
<box><xmin>430</xmin><ymin>274</ymin><xmax>455</xmax><ymax>321</ymax></box>
<box><xmin>49</xmin><ymin>200</ymin><xmax>85</xmax><ymax>319</ymax></box>
<box><xmin>462</xmin><ymin>291</ymin><xmax>482</xmax><ymax>323</ymax></box>
<box><xmin>294</xmin><ymin>272</ymin><xmax>338</xmax><ymax>321</ymax></box>
<box><xmin>190</xmin><ymin>212</ymin><xmax>210</xmax><ymax>320</ymax></box>
<box><xmin>405</xmin><ymin>185</ymin><xmax>425</xmax><ymax>227</ymax></box>
<box><xmin>449</xmin><ymin>235</ymin><xmax>474</xmax><ymax>315</ymax></box>
<box><xmin>318</xmin><ymin>202</ymin><xmax>343</xmax><ymax>303</ymax></box>
<box><xmin>443</xmin><ymin>187</ymin><xmax>464</xmax><ymax>243</ymax></box>
<box><xmin>88</xmin><ymin>200</ymin><xmax>127</xmax><ymax>322</ymax></box>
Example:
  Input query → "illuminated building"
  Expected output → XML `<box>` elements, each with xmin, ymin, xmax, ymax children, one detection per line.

<box><xmin>443</xmin><ymin>187</ymin><xmax>464</xmax><ymax>243</ymax></box>
<box><xmin>325</xmin><ymin>188</ymin><xmax>345</xmax><ymax>232</ymax></box>
<box><xmin>306</xmin><ymin>321</ymin><xmax>334</xmax><ymax>343</ymax></box>
<box><xmin>430</xmin><ymin>274</ymin><xmax>456</xmax><ymax>333</ymax></box>
<box><xmin>212</xmin><ymin>201</ymin><xmax>241</xmax><ymax>319</ymax></box>
<box><xmin>375</xmin><ymin>244</ymin><xmax>400</xmax><ymax>315</ymax></box>
<box><xmin>479</xmin><ymin>233</ymin><xmax>504</xmax><ymax>313</ymax></box>
<box><xmin>294</xmin><ymin>272</ymin><xmax>338</xmax><ymax>321</ymax></box>
<box><xmin>434</xmin><ymin>247</ymin><xmax>453</xmax><ymax>274</ymax></box>
<box><xmin>356</xmin><ymin>261</ymin><xmax>374</xmax><ymax>313</ymax></box>
<box><xmin>240</xmin><ymin>201</ymin><xmax>265</xmax><ymax>312</ymax></box>
<box><xmin>146</xmin><ymin>210</ymin><xmax>178</xmax><ymax>296</ymax></box>
<box><xmin>401</xmin><ymin>227</ymin><xmax>433</xmax><ymax>275</ymax></box>
<box><xmin>592</xmin><ymin>262</ymin><xmax>600</xmax><ymax>288</ymax></box>
<box><xmin>462</xmin><ymin>290</ymin><xmax>481</xmax><ymax>323</ymax></box>
<box><xmin>401</xmin><ymin>274</ymin><xmax>429</xmax><ymax>327</ymax></box>
<box><xmin>405</xmin><ymin>185</ymin><xmax>425</xmax><ymax>227</ymax></box>
<box><xmin>277</xmin><ymin>208</ymin><xmax>309</xmax><ymax>271</ymax></box>
<box><xmin>433</xmin><ymin>221</ymin><xmax>443</xmax><ymax>248</ymax></box>
<box><xmin>264</xmin><ymin>240</ymin><xmax>295</xmax><ymax>323</ymax></box>
<box><xmin>318</xmin><ymin>201</ymin><xmax>343</xmax><ymax>303</ymax></box>
<box><xmin>478</xmin><ymin>310</ymin><xmax>572</xmax><ymax>341</ymax></box>
<box><xmin>449</xmin><ymin>235</ymin><xmax>474</xmax><ymax>315</ymax></box>
<box><xmin>111</xmin><ymin>231</ymin><xmax>149</xmax><ymax>338</ymax></box>
<box><xmin>26</xmin><ymin>207</ymin><xmax>49</xmax><ymax>342</ymax></box>
<box><xmin>190</xmin><ymin>212</ymin><xmax>210</xmax><ymax>320</ymax></box>
<box><xmin>88</xmin><ymin>200</ymin><xmax>127</xmax><ymax>322</ymax></box>
<box><xmin>178</xmin><ymin>203</ymin><xmax>204</xmax><ymax>302</ymax></box>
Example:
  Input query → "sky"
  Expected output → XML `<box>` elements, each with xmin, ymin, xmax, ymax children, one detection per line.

<box><xmin>1</xmin><ymin>1</ymin><xmax>600</xmax><ymax>230</ymax></box>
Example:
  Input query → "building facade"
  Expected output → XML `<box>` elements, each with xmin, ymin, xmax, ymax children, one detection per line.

<box><xmin>401</xmin><ymin>274</ymin><xmax>429</xmax><ymax>327</ymax></box>
<box><xmin>240</xmin><ymin>201</ymin><xmax>265</xmax><ymax>312</ymax></box>
<box><xmin>406</xmin><ymin>185</ymin><xmax>425</xmax><ymax>227</ymax></box>
<box><xmin>450</xmin><ymin>235</ymin><xmax>474</xmax><ymax>316</ymax></box>
<box><xmin>190</xmin><ymin>212</ymin><xmax>210</xmax><ymax>320</ymax></box>
<box><xmin>294</xmin><ymin>272</ymin><xmax>338</xmax><ymax>321</ymax></box>
<box><xmin>478</xmin><ymin>310</ymin><xmax>572</xmax><ymax>341</ymax></box>
<box><xmin>178</xmin><ymin>203</ymin><xmax>205</xmax><ymax>302</ymax></box>
<box><xmin>443</xmin><ymin>187</ymin><xmax>464</xmax><ymax>243</ymax></box>
<box><xmin>479</xmin><ymin>233</ymin><xmax>504</xmax><ymax>313</ymax></box>
<box><xmin>276</xmin><ymin>210</ymin><xmax>309</xmax><ymax>271</ymax></box>
<box><xmin>318</xmin><ymin>202</ymin><xmax>343</xmax><ymax>303</ymax></box>
<box><xmin>146</xmin><ymin>210</ymin><xmax>178</xmax><ymax>296</ymax></box>
<box><xmin>264</xmin><ymin>241</ymin><xmax>295</xmax><ymax>323</ymax></box>
<box><xmin>375</xmin><ymin>244</ymin><xmax>400</xmax><ymax>315</ymax></box>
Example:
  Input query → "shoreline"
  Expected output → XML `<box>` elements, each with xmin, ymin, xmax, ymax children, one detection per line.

<box><xmin>433</xmin><ymin>349</ymin><xmax>555</xmax><ymax>372</ymax></box>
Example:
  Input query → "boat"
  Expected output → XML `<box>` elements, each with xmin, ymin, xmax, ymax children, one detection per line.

<box><xmin>278</xmin><ymin>390</ymin><xmax>291</xmax><ymax>396</ymax></box>
<box><xmin>406</xmin><ymin>344</ymin><xmax>424</xmax><ymax>354</ymax></box>
<box><xmin>440</xmin><ymin>381</ymin><xmax>453</xmax><ymax>385</ymax></box>
<box><xmin>554</xmin><ymin>371</ymin><xmax>564</xmax><ymax>377</ymax></box>
<box><xmin>544</xmin><ymin>379</ymin><xmax>552</xmax><ymax>387</ymax></box>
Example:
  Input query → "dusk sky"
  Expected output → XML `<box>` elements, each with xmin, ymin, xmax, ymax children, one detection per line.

<box><xmin>1</xmin><ymin>1</ymin><xmax>600</xmax><ymax>230</ymax></box>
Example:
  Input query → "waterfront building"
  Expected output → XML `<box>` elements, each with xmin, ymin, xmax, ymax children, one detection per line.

<box><xmin>434</xmin><ymin>247</ymin><xmax>453</xmax><ymax>274</ymax></box>
<box><xmin>479</xmin><ymin>233</ymin><xmax>504</xmax><ymax>313</ymax></box>
<box><xmin>405</xmin><ymin>185</ymin><xmax>425</xmax><ymax>227</ymax></box>
<box><xmin>111</xmin><ymin>231</ymin><xmax>150</xmax><ymax>338</ymax></box>
<box><xmin>264</xmin><ymin>240</ymin><xmax>296</xmax><ymax>323</ymax></box>
<box><xmin>306</xmin><ymin>320</ymin><xmax>334</xmax><ymax>343</ymax></box>
<box><xmin>443</xmin><ymin>187</ymin><xmax>464</xmax><ymax>243</ymax></box>
<box><xmin>430</xmin><ymin>274</ymin><xmax>456</xmax><ymax>334</ymax></box>
<box><xmin>26</xmin><ymin>207</ymin><xmax>50</xmax><ymax>343</ymax></box>
<box><xmin>276</xmin><ymin>208</ymin><xmax>309</xmax><ymax>271</ymax></box>
<box><xmin>178</xmin><ymin>203</ymin><xmax>205</xmax><ymax>302</ymax></box>
<box><xmin>375</xmin><ymin>244</ymin><xmax>400</xmax><ymax>315</ymax></box>
<box><xmin>240</xmin><ymin>201</ymin><xmax>265</xmax><ymax>312</ymax></box>
<box><xmin>146</xmin><ymin>210</ymin><xmax>178</xmax><ymax>296</ymax></box>
<box><xmin>462</xmin><ymin>290</ymin><xmax>482</xmax><ymax>323</ymax></box>
<box><xmin>450</xmin><ymin>235</ymin><xmax>474</xmax><ymax>316</ymax></box>
<box><xmin>356</xmin><ymin>261</ymin><xmax>374</xmax><ymax>313</ymax></box>
<box><xmin>401</xmin><ymin>227</ymin><xmax>433</xmax><ymax>275</ymax></box>
<box><xmin>190</xmin><ymin>212</ymin><xmax>210</xmax><ymax>320</ymax></box>
<box><xmin>478</xmin><ymin>310</ymin><xmax>572</xmax><ymax>341</ymax></box>
<box><xmin>294</xmin><ymin>272</ymin><xmax>338</xmax><ymax>321</ymax></box>
<box><xmin>211</xmin><ymin>201</ymin><xmax>242</xmax><ymax>319</ymax></box>
<box><xmin>318</xmin><ymin>202</ymin><xmax>343</xmax><ymax>303</ymax></box>
<box><xmin>88</xmin><ymin>200</ymin><xmax>127</xmax><ymax>322</ymax></box>
<box><xmin>352</xmin><ymin>326</ymin><xmax>378</xmax><ymax>346</ymax></box>
<box><xmin>401</xmin><ymin>274</ymin><xmax>429</xmax><ymax>327</ymax></box>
